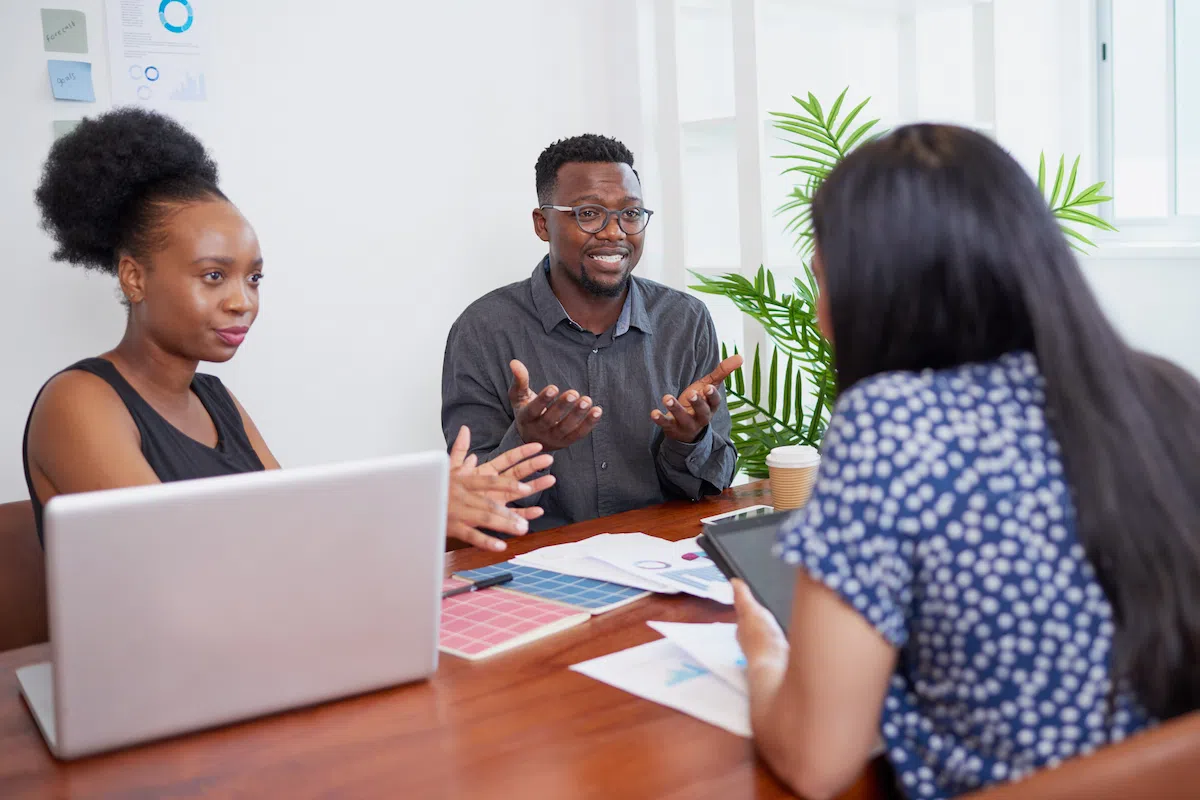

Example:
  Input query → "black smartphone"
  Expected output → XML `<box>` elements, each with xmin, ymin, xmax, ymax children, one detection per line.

<box><xmin>698</xmin><ymin>510</ymin><xmax>797</xmax><ymax>629</ymax></box>
<box><xmin>699</xmin><ymin>504</ymin><xmax>775</xmax><ymax>528</ymax></box>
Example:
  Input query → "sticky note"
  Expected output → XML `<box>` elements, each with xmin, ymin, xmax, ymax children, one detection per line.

<box><xmin>52</xmin><ymin>120</ymin><xmax>81</xmax><ymax>139</ymax></box>
<box><xmin>51</xmin><ymin>119</ymin><xmax>81</xmax><ymax>139</ymax></box>
<box><xmin>41</xmin><ymin>9</ymin><xmax>88</xmax><ymax>54</ymax></box>
<box><xmin>47</xmin><ymin>60</ymin><xmax>95</xmax><ymax>102</ymax></box>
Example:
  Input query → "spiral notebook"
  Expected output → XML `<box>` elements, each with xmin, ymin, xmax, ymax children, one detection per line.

<box><xmin>438</xmin><ymin>578</ymin><xmax>591</xmax><ymax>660</ymax></box>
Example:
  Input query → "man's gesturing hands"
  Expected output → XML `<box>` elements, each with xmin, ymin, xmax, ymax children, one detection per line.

<box><xmin>650</xmin><ymin>354</ymin><xmax>744</xmax><ymax>443</ymax></box>
<box><xmin>508</xmin><ymin>359</ymin><xmax>603</xmax><ymax>452</ymax></box>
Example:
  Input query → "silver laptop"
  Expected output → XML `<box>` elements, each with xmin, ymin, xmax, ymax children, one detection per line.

<box><xmin>16</xmin><ymin>450</ymin><xmax>448</xmax><ymax>760</ymax></box>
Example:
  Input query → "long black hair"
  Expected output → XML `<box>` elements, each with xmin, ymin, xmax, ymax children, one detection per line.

<box><xmin>812</xmin><ymin>123</ymin><xmax>1200</xmax><ymax>719</ymax></box>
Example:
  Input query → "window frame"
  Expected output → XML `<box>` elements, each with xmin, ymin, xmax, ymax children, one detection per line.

<box><xmin>1096</xmin><ymin>0</ymin><xmax>1200</xmax><ymax>244</ymax></box>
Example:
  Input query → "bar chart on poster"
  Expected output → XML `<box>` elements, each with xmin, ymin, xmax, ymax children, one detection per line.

<box><xmin>105</xmin><ymin>0</ymin><xmax>209</xmax><ymax>109</ymax></box>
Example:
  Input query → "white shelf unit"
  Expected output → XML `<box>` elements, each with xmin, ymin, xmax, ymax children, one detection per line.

<box><xmin>651</xmin><ymin>0</ymin><xmax>999</xmax><ymax>351</ymax></box>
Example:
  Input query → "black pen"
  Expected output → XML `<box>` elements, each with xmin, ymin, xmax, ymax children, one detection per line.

<box><xmin>442</xmin><ymin>572</ymin><xmax>514</xmax><ymax>599</ymax></box>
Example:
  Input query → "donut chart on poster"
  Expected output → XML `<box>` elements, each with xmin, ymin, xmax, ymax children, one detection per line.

<box><xmin>158</xmin><ymin>0</ymin><xmax>193</xmax><ymax>34</ymax></box>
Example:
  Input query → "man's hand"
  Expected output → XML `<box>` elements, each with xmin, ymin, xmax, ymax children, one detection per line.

<box><xmin>445</xmin><ymin>426</ymin><xmax>557</xmax><ymax>552</ymax></box>
<box><xmin>651</xmin><ymin>354</ymin><xmax>743</xmax><ymax>443</ymax></box>
<box><xmin>508</xmin><ymin>359</ymin><xmax>603</xmax><ymax>452</ymax></box>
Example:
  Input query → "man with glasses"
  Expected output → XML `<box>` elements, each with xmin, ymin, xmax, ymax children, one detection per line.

<box><xmin>440</xmin><ymin>134</ymin><xmax>740</xmax><ymax>531</ymax></box>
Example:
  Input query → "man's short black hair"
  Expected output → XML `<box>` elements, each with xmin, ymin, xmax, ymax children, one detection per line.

<box><xmin>535</xmin><ymin>134</ymin><xmax>636</xmax><ymax>204</ymax></box>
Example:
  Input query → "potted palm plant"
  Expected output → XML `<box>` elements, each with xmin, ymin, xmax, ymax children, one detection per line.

<box><xmin>691</xmin><ymin>88</ymin><xmax>1116</xmax><ymax>478</ymax></box>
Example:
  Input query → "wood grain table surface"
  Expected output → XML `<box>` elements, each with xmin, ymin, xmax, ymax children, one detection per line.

<box><xmin>0</xmin><ymin>481</ymin><xmax>893</xmax><ymax>799</ymax></box>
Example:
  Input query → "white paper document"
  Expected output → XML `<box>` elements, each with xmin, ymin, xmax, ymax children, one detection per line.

<box><xmin>592</xmin><ymin>535</ymin><xmax>733</xmax><ymax>604</ymax></box>
<box><xmin>648</xmin><ymin>621</ymin><xmax>748</xmax><ymax>695</ymax></box>
<box><xmin>107</xmin><ymin>0</ymin><xmax>210</xmax><ymax>109</ymax></box>
<box><xmin>570</xmin><ymin>638</ymin><xmax>750</xmax><ymax>737</ymax></box>
<box><xmin>514</xmin><ymin>532</ymin><xmax>734</xmax><ymax>603</ymax></box>
<box><xmin>512</xmin><ymin>534</ymin><xmax>675</xmax><ymax>593</ymax></box>
<box><xmin>577</xmin><ymin>624</ymin><xmax>888</xmax><ymax>757</ymax></box>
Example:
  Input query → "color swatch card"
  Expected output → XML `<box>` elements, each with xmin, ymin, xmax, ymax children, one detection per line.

<box><xmin>439</xmin><ymin>578</ymin><xmax>589</xmax><ymax>661</ymax></box>
<box><xmin>453</xmin><ymin>562</ymin><xmax>650</xmax><ymax>614</ymax></box>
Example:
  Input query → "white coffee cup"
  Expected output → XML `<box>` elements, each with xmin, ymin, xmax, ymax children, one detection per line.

<box><xmin>766</xmin><ymin>445</ymin><xmax>821</xmax><ymax>510</ymax></box>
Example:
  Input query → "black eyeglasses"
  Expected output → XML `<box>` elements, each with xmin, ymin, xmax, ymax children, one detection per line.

<box><xmin>540</xmin><ymin>204</ymin><xmax>655</xmax><ymax>235</ymax></box>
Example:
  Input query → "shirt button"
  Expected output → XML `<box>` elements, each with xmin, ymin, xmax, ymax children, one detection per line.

<box><xmin>601</xmin><ymin>462</ymin><xmax>608</xmax><ymax>470</ymax></box>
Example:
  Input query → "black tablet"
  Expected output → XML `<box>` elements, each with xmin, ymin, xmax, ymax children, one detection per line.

<box><xmin>698</xmin><ymin>510</ymin><xmax>797</xmax><ymax>629</ymax></box>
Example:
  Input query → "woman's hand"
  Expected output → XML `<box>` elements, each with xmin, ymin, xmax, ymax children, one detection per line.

<box><xmin>445</xmin><ymin>426</ymin><xmax>556</xmax><ymax>552</ymax></box>
<box><xmin>734</xmin><ymin>574</ymin><xmax>895</xmax><ymax>800</ymax></box>
<box><xmin>733</xmin><ymin>578</ymin><xmax>790</xmax><ymax>671</ymax></box>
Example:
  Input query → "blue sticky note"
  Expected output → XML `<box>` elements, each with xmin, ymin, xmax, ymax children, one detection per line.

<box><xmin>47</xmin><ymin>60</ymin><xmax>94</xmax><ymax>102</ymax></box>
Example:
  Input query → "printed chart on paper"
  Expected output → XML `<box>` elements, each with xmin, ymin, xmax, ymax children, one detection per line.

<box><xmin>106</xmin><ymin>0</ymin><xmax>210</xmax><ymax>108</ymax></box>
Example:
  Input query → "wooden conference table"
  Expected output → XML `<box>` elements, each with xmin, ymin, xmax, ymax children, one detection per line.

<box><xmin>0</xmin><ymin>481</ymin><xmax>893</xmax><ymax>799</ymax></box>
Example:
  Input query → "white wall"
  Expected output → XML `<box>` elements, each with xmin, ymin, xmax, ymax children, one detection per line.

<box><xmin>0</xmin><ymin>0</ymin><xmax>646</xmax><ymax>501</ymax></box>
<box><xmin>1080</xmin><ymin>247</ymin><xmax>1200</xmax><ymax>378</ymax></box>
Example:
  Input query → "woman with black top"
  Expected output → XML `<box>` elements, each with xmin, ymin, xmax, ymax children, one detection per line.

<box><xmin>24</xmin><ymin>107</ymin><xmax>550</xmax><ymax>551</ymax></box>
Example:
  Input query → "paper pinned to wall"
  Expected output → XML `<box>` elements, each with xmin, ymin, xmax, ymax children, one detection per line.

<box><xmin>106</xmin><ymin>0</ymin><xmax>209</xmax><ymax>109</ymax></box>
<box><xmin>41</xmin><ymin>9</ymin><xmax>88</xmax><ymax>53</ymax></box>
<box><xmin>47</xmin><ymin>60</ymin><xmax>95</xmax><ymax>102</ymax></box>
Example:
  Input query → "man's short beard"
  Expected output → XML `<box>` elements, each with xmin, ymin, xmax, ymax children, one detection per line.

<box><xmin>577</xmin><ymin>263</ymin><xmax>630</xmax><ymax>298</ymax></box>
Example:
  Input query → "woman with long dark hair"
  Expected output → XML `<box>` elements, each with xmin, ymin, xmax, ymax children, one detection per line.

<box><xmin>733</xmin><ymin>123</ymin><xmax>1200</xmax><ymax>799</ymax></box>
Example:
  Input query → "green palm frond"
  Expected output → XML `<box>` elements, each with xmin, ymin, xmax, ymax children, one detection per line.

<box><xmin>1037</xmin><ymin>153</ymin><xmax>1118</xmax><ymax>251</ymax></box>
<box><xmin>693</xmin><ymin>90</ymin><xmax>1120</xmax><ymax>478</ymax></box>
<box><xmin>769</xmin><ymin>87</ymin><xmax>880</xmax><ymax>255</ymax></box>
<box><xmin>692</xmin><ymin>264</ymin><xmax>834</xmax><ymax>478</ymax></box>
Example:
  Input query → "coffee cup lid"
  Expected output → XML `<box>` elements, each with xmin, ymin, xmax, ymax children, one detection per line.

<box><xmin>766</xmin><ymin>445</ymin><xmax>821</xmax><ymax>468</ymax></box>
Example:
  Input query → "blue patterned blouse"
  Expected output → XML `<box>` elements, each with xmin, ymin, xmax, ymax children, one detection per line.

<box><xmin>776</xmin><ymin>352</ymin><xmax>1151</xmax><ymax>798</ymax></box>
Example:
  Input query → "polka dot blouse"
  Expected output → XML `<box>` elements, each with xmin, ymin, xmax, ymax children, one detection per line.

<box><xmin>776</xmin><ymin>351</ymin><xmax>1151</xmax><ymax>798</ymax></box>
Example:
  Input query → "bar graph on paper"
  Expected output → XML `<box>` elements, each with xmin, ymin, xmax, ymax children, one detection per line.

<box><xmin>169</xmin><ymin>73</ymin><xmax>207</xmax><ymax>102</ymax></box>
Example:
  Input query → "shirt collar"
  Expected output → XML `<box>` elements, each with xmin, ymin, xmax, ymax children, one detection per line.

<box><xmin>624</xmin><ymin>275</ymin><xmax>653</xmax><ymax>335</ymax></box>
<box><xmin>530</xmin><ymin>256</ymin><xmax>654</xmax><ymax>337</ymax></box>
